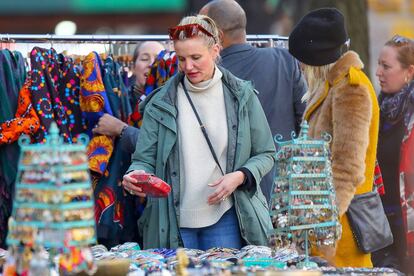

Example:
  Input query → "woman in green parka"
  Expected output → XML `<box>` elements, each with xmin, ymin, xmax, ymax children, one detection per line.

<box><xmin>122</xmin><ymin>14</ymin><xmax>275</xmax><ymax>250</ymax></box>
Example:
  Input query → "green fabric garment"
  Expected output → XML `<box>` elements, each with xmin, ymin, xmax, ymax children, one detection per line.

<box><xmin>0</xmin><ymin>49</ymin><xmax>26</xmax><ymax>185</ymax></box>
<box><xmin>129</xmin><ymin>67</ymin><xmax>275</xmax><ymax>249</ymax></box>
<box><xmin>0</xmin><ymin>49</ymin><xmax>27</xmax><ymax>247</ymax></box>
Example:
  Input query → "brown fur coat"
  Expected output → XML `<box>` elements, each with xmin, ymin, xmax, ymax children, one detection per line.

<box><xmin>305</xmin><ymin>51</ymin><xmax>379</xmax><ymax>267</ymax></box>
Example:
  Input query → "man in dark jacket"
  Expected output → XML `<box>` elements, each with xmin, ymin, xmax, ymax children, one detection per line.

<box><xmin>200</xmin><ymin>0</ymin><xmax>307</xmax><ymax>202</ymax></box>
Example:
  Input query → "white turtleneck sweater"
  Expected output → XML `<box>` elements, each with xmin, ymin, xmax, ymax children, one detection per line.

<box><xmin>177</xmin><ymin>67</ymin><xmax>233</xmax><ymax>228</ymax></box>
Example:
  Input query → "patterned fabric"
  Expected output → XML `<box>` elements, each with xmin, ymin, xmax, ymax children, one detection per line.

<box><xmin>30</xmin><ymin>47</ymin><xmax>85</xmax><ymax>143</ymax></box>
<box><xmin>0</xmin><ymin>82</ymin><xmax>40</xmax><ymax>144</ymax></box>
<box><xmin>93</xmin><ymin>141</ymin><xmax>137</xmax><ymax>248</ymax></box>
<box><xmin>144</xmin><ymin>50</ymin><xmax>178</xmax><ymax>95</ymax></box>
<box><xmin>57</xmin><ymin>53</ymin><xmax>86</xmax><ymax>143</ymax></box>
<box><xmin>380</xmin><ymin>80</ymin><xmax>414</xmax><ymax>257</ymax></box>
<box><xmin>128</xmin><ymin>85</ymin><xmax>145</xmax><ymax>128</ymax></box>
<box><xmin>103</xmin><ymin>56</ymin><xmax>131</xmax><ymax>123</ymax></box>
<box><xmin>373</xmin><ymin>160</ymin><xmax>385</xmax><ymax>196</ymax></box>
<box><xmin>129</xmin><ymin>50</ymin><xmax>178</xmax><ymax>128</ymax></box>
<box><xmin>80</xmin><ymin>52</ymin><xmax>114</xmax><ymax>176</ymax></box>
<box><xmin>92</xmin><ymin>57</ymin><xmax>138</xmax><ymax>248</ymax></box>
<box><xmin>0</xmin><ymin>50</ymin><xmax>27</xmax><ymax>248</ymax></box>
<box><xmin>380</xmin><ymin>80</ymin><xmax>414</xmax><ymax>128</ymax></box>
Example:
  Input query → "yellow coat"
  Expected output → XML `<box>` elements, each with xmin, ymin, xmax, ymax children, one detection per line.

<box><xmin>305</xmin><ymin>51</ymin><xmax>379</xmax><ymax>267</ymax></box>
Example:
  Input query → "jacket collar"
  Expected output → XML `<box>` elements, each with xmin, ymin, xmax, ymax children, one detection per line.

<box><xmin>221</xmin><ymin>44</ymin><xmax>253</xmax><ymax>59</ymax></box>
<box><xmin>304</xmin><ymin>51</ymin><xmax>363</xmax><ymax>121</ymax></box>
<box><xmin>327</xmin><ymin>51</ymin><xmax>363</xmax><ymax>85</ymax></box>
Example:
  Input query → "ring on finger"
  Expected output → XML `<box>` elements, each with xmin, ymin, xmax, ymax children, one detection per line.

<box><xmin>221</xmin><ymin>196</ymin><xmax>227</xmax><ymax>202</ymax></box>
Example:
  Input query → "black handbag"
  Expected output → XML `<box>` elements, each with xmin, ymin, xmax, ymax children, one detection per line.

<box><xmin>346</xmin><ymin>191</ymin><xmax>393</xmax><ymax>253</ymax></box>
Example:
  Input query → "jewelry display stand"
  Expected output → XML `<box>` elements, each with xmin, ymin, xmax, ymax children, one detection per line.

<box><xmin>269</xmin><ymin>121</ymin><xmax>341</xmax><ymax>269</ymax></box>
<box><xmin>6</xmin><ymin>123</ymin><xmax>96</xmax><ymax>275</ymax></box>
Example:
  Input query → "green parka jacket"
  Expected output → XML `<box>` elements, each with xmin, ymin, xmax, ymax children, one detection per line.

<box><xmin>129</xmin><ymin>67</ymin><xmax>275</xmax><ymax>249</ymax></box>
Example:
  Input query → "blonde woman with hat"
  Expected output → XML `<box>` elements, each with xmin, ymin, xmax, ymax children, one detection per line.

<box><xmin>289</xmin><ymin>8</ymin><xmax>379</xmax><ymax>267</ymax></box>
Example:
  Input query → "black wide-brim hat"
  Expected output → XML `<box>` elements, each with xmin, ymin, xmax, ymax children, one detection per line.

<box><xmin>288</xmin><ymin>8</ymin><xmax>348</xmax><ymax>66</ymax></box>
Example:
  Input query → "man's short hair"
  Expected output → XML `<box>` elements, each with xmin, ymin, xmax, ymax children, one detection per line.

<box><xmin>203</xmin><ymin>0</ymin><xmax>246</xmax><ymax>33</ymax></box>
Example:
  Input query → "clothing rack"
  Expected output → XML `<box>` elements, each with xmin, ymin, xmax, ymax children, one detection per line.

<box><xmin>0</xmin><ymin>34</ymin><xmax>288</xmax><ymax>44</ymax></box>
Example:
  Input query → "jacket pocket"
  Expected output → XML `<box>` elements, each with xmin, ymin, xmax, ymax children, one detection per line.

<box><xmin>251</xmin><ymin>194</ymin><xmax>273</xmax><ymax>237</ymax></box>
<box><xmin>147</xmin><ymin>108</ymin><xmax>176</xmax><ymax>133</ymax></box>
<box><xmin>254</xmin><ymin>193</ymin><xmax>269</xmax><ymax>210</ymax></box>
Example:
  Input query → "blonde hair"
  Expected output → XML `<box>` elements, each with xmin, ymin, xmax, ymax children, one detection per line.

<box><xmin>302</xmin><ymin>63</ymin><xmax>334</xmax><ymax>103</ymax></box>
<box><xmin>177</xmin><ymin>15</ymin><xmax>220</xmax><ymax>48</ymax></box>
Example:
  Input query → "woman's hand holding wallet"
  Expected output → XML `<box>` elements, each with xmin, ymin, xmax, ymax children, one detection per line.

<box><xmin>122</xmin><ymin>170</ymin><xmax>171</xmax><ymax>198</ymax></box>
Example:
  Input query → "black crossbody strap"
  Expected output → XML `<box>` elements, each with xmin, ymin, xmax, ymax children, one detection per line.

<box><xmin>181</xmin><ymin>79</ymin><xmax>224</xmax><ymax>176</ymax></box>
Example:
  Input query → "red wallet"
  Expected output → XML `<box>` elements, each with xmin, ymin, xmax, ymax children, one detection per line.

<box><xmin>131</xmin><ymin>173</ymin><xmax>171</xmax><ymax>197</ymax></box>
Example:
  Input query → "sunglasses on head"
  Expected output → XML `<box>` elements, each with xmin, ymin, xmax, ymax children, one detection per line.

<box><xmin>392</xmin><ymin>35</ymin><xmax>411</xmax><ymax>44</ymax></box>
<box><xmin>168</xmin><ymin>23</ymin><xmax>215</xmax><ymax>42</ymax></box>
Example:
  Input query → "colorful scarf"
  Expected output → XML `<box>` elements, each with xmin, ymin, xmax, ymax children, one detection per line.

<box><xmin>380</xmin><ymin>80</ymin><xmax>414</xmax><ymax>129</ymax></box>
<box><xmin>128</xmin><ymin>85</ymin><xmax>145</xmax><ymax>128</ymax></box>
<box><xmin>30</xmin><ymin>47</ymin><xmax>85</xmax><ymax>143</ymax></box>
<box><xmin>129</xmin><ymin>50</ymin><xmax>178</xmax><ymax>127</ymax></box>
<box><xmin>380</xmin><ymin>80</ymin><xmax>414</xmax><ymax>257</ymax></box>
<box><xmin>80</xmin><ymin>52</ymin><xmax>114</xmax><ymax>176</ymax></box>
<box><xmin>144</xmin><ymin>50</ymin><xmax>178</xmax><ymax>95</ymax></box>
<box><xmin>373</xmin><ymin>160</ymin><xmax>385</xmax><ymax>196</ymax></box>
<box><xmin>57</xmin><ymin>53</ymin><xmax>86</xmax><ymax>143</ymax></box>
<box><xmin>92</xmin><ymin>57</ymin><xmax>140</xmax><ymax>248</ymax></box>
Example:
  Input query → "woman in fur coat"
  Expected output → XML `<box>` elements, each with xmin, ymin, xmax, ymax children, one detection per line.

<box><xmin>288</xmin><ymin>8</ymin><xmax>379</xmax><ymax>267</ymax></box>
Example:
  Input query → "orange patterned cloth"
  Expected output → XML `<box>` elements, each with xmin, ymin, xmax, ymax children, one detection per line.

<box><xmin>0</xmin><ymin>82</ymin><xmax>40</xmax><ymax>144</ymax></box>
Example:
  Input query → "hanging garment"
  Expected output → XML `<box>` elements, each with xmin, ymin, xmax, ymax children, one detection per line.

<box><xmin>0</xmin><ymin>49</ymin><xmax>26</xmax><ymax>120</ymax></box>
<box><xmin>30</xmin><ymin>47</ymin><xmax>84</xmax><ymax>143</ymax></box>
<box><xmin>57</xmin><ymin>53</ymin><xmax>87</xmax><ymax>142</ymax></box>
<box><xmin>128</xmin><ymin>84</ymin><xmax>145</xmax><ymax>128</ymax></box>
<box><xmin>144</xmin><ymin>50</ymin><xmax>178</xmax><ymax>95</ymax></box>
<box><xmin>0</xmin><ymin>49</ymin><xmax>27</xmax><ymax>248</ymax></box>
<box><xmin>129</xmin><ymin>50</ymin><xmax>178</xmax><ymax>128</ymax></box>
<box><xmin>0</xmin><ymin>82</ymin><xmax>40</xmax><ymax>144</ymax></box>
<box><xmin>80</xmin><ymin>52</ymin><xmax>114</xmax><ymax>176</ymax></box>
<box><xmin>92</xmin><ymin>56</ymin><xmax>139</xmax><ymax>248</ymax></box>
<box><xmin>103</xmin><ymin>56</ymin><xmax>131</xmax><ymax>123</ymax></box>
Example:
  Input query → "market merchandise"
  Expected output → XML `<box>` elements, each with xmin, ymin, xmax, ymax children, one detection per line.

<box><xmin>4</xmin><ymin>123</ymin><xmax>96</xmax><ymax>275</ymax></box>
<box><xmin>269</xmin><ymin>121</ymin><xmax>341</xmax><ymax>266</ymax></box>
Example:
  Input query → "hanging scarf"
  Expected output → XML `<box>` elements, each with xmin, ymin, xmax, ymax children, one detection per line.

<box><xmin>128</xmin><ymin>84</ymin><xmax>145</xmax><ymax>128</ymax></box>
<box><xmin>380</xmin><ymin>80</ymin><xmax>414</xmax><ymax>257</ymax></box>
<box><xmin>144</xmin><ymin>50</ymin><xmax>178</xmax><ymax>96</ymax></box>
<box><xmin>379</xmin><ymin>80</ymin><xmax>414</xmax><ymax>128</ymax></box>
<box><xmin>129</xmin><ymin>50</ymin><xmax>178</xmax><ymax>128</ymax></box>
<box><xmin>80</xmin><ymin>52</ymin><xmax>114</xmax><ymax>177</ymax></box>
